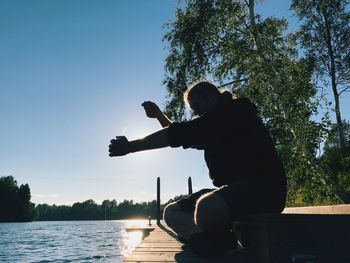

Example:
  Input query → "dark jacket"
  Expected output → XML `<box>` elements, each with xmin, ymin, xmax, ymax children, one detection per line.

<box><xmin>168</xmin><ymin>98</ymin><xmax>287</xmax><ymax>191</ymax></box>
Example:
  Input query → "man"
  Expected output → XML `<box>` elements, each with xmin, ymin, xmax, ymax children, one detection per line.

<box><xmin>109</xmin><ymin>81</ymin><xmax>287</xmax><ymax>256</ymax></box>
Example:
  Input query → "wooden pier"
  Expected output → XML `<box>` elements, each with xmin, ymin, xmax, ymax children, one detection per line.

<box><xmin>124</xmin><ymin>206</ymin><xmax>350</xmax><ymax>263</ymax></box>
<box><xmin>123</xmin><ymin>178</ymin><xmax>350</xmax><ymax>262</ymax></box>
<box><xmin>123</xmin><ymin>223</ymin><xmax>252</xmax><ymax>263</ymax></box>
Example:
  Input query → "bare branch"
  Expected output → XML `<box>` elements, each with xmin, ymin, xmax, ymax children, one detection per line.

<box><xmin>339</xmin><ymin>86</ymin><xmax>350</xmax><ymax>95</ymax></box>
<box><xmin>219</xmin><ymin>79</ymin><xmax>248</xmax><ymax>88</ymax></box>
<box><xmin>243</xmin><ymin>0</ymin><xmax>250</xmax><ymax>8</ymax></box>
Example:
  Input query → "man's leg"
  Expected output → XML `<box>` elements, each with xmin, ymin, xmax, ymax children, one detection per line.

<box><xmin>194</xmin><ymin>191</ymin><xmax>231</xmax><ymax>232</ymax></box>
<box><xmin>163</xmin><ymin>188</ymin><xmax>214</xmax><ymax>241</ymax></box>
<box><xmin>163</xmin><ymin>194</ymin><xmax>231</xmax><ymax>239</ymax></box>
<box><xmin>163</xmin><ymin>202</ymin><xmax>201</xmax><ymax>241</ymax></box>
<box><xmin>186</xmin><ymin>181</ymin><xmax>285</xmax><ymax>256</ymax></box>
<box><xmin>180</xmin><ymin>192</ymin><xmax>238</xmax><ymax>256</ymax></box>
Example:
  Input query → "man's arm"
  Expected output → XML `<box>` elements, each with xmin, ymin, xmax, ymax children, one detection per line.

<box><xmin>142</xmin><ymin>101</ymin><xmax>171</xmax><ymax>128</ymax></box>
<box><xmin>129</xmin><ymin>128</ymin><xmax>169</xmax><ymax>152</ymax></box>
<box><xmin>109</xmin><ymin>128</ymin><xmax>169</xmax><ymax>156</ymax></box>
<box><xmin>155</xmin><ymin>113</ymin><xmax>172</xmax><ymax>128</ymax></box>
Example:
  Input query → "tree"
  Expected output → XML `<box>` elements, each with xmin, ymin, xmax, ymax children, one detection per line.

<box><xmin>17</xmin><ymin>184</ymin><xmax>37</xmax><ymax>221</ymax></box>
<box><xmin>162</xmin><ymin>0</ymin><xmax>345</xmax><ymax>204</ymax></box>
<box><xmin>71</xmin><ymin>199</ymin><xmax>100</xmax><ymax>220</ymax></box>
<box><xmin>291</xmin><ymin>0</ymin><xmax>350</xmax><ymax>151</ymax></box>
<box><xmin>320</xmin><ymin>121</ymin><xmax>350</xmax><ymax>195</ymax></box>
<box><xmin>324</xmin><ymin>121</ymin><xmax>350</xmax><ymax>150</ymax></box>
<box><xmin>0</xmin><ymin>176</ymin><xmax>37</xmax><ymax>221</ymax></box>
<box><xmin>0</xmin><ymin>176</ymin><xmax>18</xmax><ymax>221</ymax></box>
<box><xmin>36</xmin><ymin>199</ymin><xmax>158</xmax><ymax>220</ymax></box>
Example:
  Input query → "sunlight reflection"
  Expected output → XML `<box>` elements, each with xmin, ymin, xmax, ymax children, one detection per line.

<box><xmin>120</xmin><ymin>219</ymin><xmax>149</xmax><ymax>257</ymax></box>
<box><xmin>120</xmin><ymin>230</ymin><xmax>143</xmax><ymax>257</ymax></box>
<box><xmin>125</xmin><ymin>219</ymin><xmax>149</xmax><ymax>228</ymax></box>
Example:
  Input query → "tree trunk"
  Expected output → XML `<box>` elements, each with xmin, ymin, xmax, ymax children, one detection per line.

<box><xmin>322</xmin><ymin>7</ymin><xmax>346</xmax><ymax>151</ymax></box>
<box><xmin>319</xmin><ymin>8</ymin><xmax>349</xmax><ymax>203</ymax></box>
<box><xmin>248</xmin><ymin>0</ymin><xmax>255</xmax><ymax>27</ymax></box>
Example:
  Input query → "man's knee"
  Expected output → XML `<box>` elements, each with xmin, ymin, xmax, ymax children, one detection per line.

<box><xmin>194</xmin><ymin>192</ymin><xmax>230</xmax><ymax>232</ymax></box>
<box><xmin>163</xmin><ymin>202</ymin><xmax>182</xmax><ymax>228</ymax></box>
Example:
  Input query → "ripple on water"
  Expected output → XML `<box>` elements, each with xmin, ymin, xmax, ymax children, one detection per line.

<box><xmin>0</xmin><ymin>220</ymin><xmax>146</xmax><ymax>263</ymax></box>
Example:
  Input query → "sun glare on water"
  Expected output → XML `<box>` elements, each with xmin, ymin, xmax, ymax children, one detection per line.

<box><xmin>119</xmin><ymin>219</ymin><xmax>149</xmax><ymax>257</ymax></box>
<box><xmin>120</xmin><ymin>231</ymin><xmax>143</xmax><ymax>257</ymax></box>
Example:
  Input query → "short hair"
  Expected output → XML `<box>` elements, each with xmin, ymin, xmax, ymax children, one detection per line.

<box><xmin>183</xmin><ymin>81</ymin><xmax>221</xmax><ymax>107</ymax></box>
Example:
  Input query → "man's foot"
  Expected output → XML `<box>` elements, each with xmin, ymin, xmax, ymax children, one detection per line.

<box><xmin>187</xmin><ymin>231</ymin><xmax>238</xmax><ymax>257</ymax></box>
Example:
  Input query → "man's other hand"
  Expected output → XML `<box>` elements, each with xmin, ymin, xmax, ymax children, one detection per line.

<box><xmin>109</xmin><ymin>136</ymin><xmax>130</xmax><ymax>156</ymax></box>
<box><xmin>142</xmin><ymin>101</ymin><xmax>162</xmax><ymax>118</ymax></box>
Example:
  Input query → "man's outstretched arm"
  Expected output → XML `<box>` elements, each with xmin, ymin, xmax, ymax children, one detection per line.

<box><xmin>129</xmin><ymin>128</ymin><xmax>169</xmax><ymax>152</ymax></box>
<box><xmin>109</xmin><ymin>128</ymin><xmax>169</xmax><ymax>157</ymax></box>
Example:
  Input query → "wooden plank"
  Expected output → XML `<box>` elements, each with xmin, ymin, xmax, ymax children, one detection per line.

<box><xmin>243</xmin><ymin>213</ymin><xmax>350</xmax><ymax>223</ymax></box>
<box><xmin>142</xmin><ymin>238</ymin><xmax>179</xmax><ymax>242</ymax></box>
<box><xmin>143</xmin><ymin>236</ymin><xmax>177</xmax><ymax>239</ymax></box>
<box><xmin>143</xmin><ymin>233</ymin><xmax>177</xmax><ymax>237</ymax></box>
<box><xmin>125</xmin><ymin>260</ymin><xmax>247</xmax><ymax>263</ymax></box>
<box><xmin>123</xmin><ymin>224</ymin><xmax>252</xmax><ymax>263</ymax></box>
<box><xmin>138</xmin><ymin>242</ymin><xmax>183</xmax><ymax>248</ymax></box>
<box><xmin>283</xmin><ymin>204</ymin><xmax>350</xmax><ymax>214</ymax></box>
<box><xmin>234</xmin><ymin>214</ymin><xmax>350</xmax><ymax>263</ymax></box>
<box><xmin>124</xmin><ymin>251</ymin><xmax>249</xmax><ymax>262</ymax></box>
<box><xmin>124</xmin><ymin>251</ymin><xmax>194</xmax><ymax>262</ymax></box>
<box><xmin>142</xmin><ymin>237</ymin><xmax>180</xmax><ymax>242</ymax></box>
<box><xmin>142</xmin><ymin>239</ymin><xmax>180</xmax><ymax>243</ymax></box>
<box><xmin>135</xmin><ymin>247</ymin><xmax>184</xmax><ymax>252</ymax></box>
<box><xmin>126</xmin><ymin>227</ymin><xmax>156</xmax><ymax>231</ymax></box>
<box><xmin>125</xmin><ymin>260</ymin><xmax>245</xmax><ymax>263</ymax></box>
<box><xmin>143</xmin><ymin>233</ymin><xmax>173</xmax><ymax>236</ymax></box>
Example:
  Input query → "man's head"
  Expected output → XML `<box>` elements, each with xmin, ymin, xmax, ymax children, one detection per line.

<box><xmin>184</xmin><ymin>81</ymin><xmax>222</xmax><ymax>116</ymax></box>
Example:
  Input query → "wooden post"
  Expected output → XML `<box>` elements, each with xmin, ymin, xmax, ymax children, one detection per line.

<box><xmin>157</xmin><ymin>177</ymin><xmax>160</xmax><ymax>225</ymax></box>
<box><xmin>188</xmin><ymin>176</ymin><xmax>193</xmax><ymax>195</ymax></box>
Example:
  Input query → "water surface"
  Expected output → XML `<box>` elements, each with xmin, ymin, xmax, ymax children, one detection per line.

<box><xmin>0</xmin><ymin>220</ymin><xmax>145</xmax><ymax>263</ymax></box>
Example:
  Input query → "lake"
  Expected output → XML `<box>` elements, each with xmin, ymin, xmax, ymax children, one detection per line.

<box><xmin>0</xmin><ymin>220</ymin><xmax>146</xmax><ymax>263</ymax></box>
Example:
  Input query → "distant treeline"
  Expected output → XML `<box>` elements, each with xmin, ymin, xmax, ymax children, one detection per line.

<box><xmin>0</xmin><ymin>176</ymin><xmax>37</xmax><ymax>222</ymax></box>
<box><xmin>35</xmin><ymin>197</ymin><xmax>183</xmax><ymax>221</ymax></box>
<box><xmin>0</xmin><ymin>175</ymin><xmax>185</xmax><ymax>222</ymax></box>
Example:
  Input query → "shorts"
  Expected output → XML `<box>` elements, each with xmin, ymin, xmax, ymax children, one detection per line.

<box><xmin>176</xmin><ymin>180</ymin><xmax>286</xmax><ymax>221</ymax></box>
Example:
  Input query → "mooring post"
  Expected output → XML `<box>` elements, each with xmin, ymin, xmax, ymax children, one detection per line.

<box><xmin>157</xmin><ymin>177</ymin><xmax>160</xmax><ymax>225</ymax></box>
<box><xmin>188</xmin><ymin>176</ymin><xmax>193</xmax><ymax>195</ymax></box>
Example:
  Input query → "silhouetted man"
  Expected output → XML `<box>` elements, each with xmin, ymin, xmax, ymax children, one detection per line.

<box><xmin>109</xmin><ymin>81</ymin><xmax>287</xmax><ymax>256</ymax></box>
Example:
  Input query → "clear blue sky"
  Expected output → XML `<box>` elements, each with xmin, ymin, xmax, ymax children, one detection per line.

<box><xmin>1</xmin><ymin>0</ymin><xmax>349</xmax><ymax>205</ymax></box>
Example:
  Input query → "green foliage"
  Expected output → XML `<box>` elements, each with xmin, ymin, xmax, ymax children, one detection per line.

<box><xmin>324</xmin><ymin>122</ymin><xmax>350</xmax><ymax>151</ymax></box>
<box><xmin>0</xmin><ymin>176</ymin><xmax>37</xmax><ymax>222</ymax></box>
<box><xmin>36</xmin><ymin>199</ymin><xmax>163</xmax><ymax>221</ymax></box>
<box><xmin>291</xmin><ymin>0</ymin><xmax>350</xmax><ymax>86</ymax></box>
<box><xmin>320</xmin><ymin>121</ymin><xmax>350</xmax><ymax>196</ymax></box>
<box><xmin>35</xmin><ymin>194</ymin><xmax>191</xmax><ymax>221</ymax></box>
<box><xmin>291</xmin><ymin>0</ymin><xmax>350</xmax><ymax>150</ymax></box>
<box><xmin>162</xmin><ymin>0</ymin><xmax>332</xmax><ymax>205</ymax></box>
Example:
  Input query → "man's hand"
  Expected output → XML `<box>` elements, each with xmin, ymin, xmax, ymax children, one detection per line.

<box><xmin>142</xmin><ymin>101</ymin><xmax>162</xmax><ymax>119</ymax></box>
<box><xmin>109</xmin><ymin>136</ymin><xmax>130</xmax><ymax>157</ymax></box>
